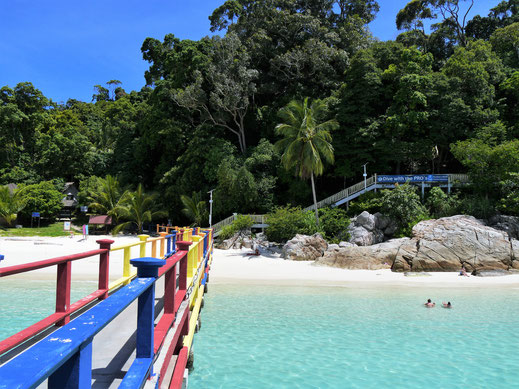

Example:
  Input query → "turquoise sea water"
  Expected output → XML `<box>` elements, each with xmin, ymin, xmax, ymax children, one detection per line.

<box><xmin>190</xmin><ymin>285</ymin><xmax>519</xmax><ymax>389</ymax></box>
<box><xmin>0</xmin><ymin>279</ymin><xmax>98</xmax><ymax>341</ymax></box>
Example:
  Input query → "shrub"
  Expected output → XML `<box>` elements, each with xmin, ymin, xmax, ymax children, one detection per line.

<box><xmin>425</xmin><ymin>187</ymin><xmax>460</xmax><ymax>218</ymax></box>
<box><xmin>347</xmin><ymin>192</ymin><xmax>383</xmax><ymax>216</ymax></box>
<box><xmin>458</xmin><ymin>195</ymin><xmax>496</xmax><ymax>219</ymax></box>
<box><xmin>217</xmin><ymin>214</ymin><xmax>254</xmax><ymax>240</ymax></box>
<box><xmin>318</xmin><ymin>207</ymin><xmax>350</xmax><ymax>243</ymax></box>
<box><xmin>233</xmin><ymin>214</ymin><xmax>254</xmax><ymax>232</ymax></box>
<box><xmin>218</xmin><ymin>224</ymin><xmax>235</xmax><ymax>240</ymax></box>
<box><xmin>381</xmin><ymin>183</ymin><xmax>429</xmax><ymax>236</ymax></box>
<box><xmin>265</xmin><ymin>206</ymin><xmax>319</xmax><ymax>242</ymax></box>
<box><xmin>498</xmin><ymin>174</ymin><xmax>519</xmax><ymax>216</ymax></box>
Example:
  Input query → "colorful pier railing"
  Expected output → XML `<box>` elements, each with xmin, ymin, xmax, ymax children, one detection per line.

<box><xmin>0</xmin><ymin>226</ymin><xmax>213</xmax><ymax>388</ymax></box>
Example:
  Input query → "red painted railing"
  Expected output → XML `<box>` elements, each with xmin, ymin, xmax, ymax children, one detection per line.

<box><xmin>0</xmin><ymin>229</ymin><xmax>213</xmax><ymax>388</ymax></box>
<box><xmin>0</xmin><ymin>239</ymin><xmax>114</xmax><ymax>355</ymax></box>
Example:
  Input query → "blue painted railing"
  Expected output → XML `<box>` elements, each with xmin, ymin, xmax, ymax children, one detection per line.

<box><xmin>0</xmin><ymin>257</ymin><xmax>165</xmax><ymax>389</ymax></box>
<box><xmin>165</xmin><ymin>233</ymin><xmax>177</xmax><ymax>258</ymax></box>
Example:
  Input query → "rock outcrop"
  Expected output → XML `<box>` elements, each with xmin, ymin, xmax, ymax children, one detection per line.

<box><xmin>393</xmin><ymin>216</ymin><xmax>514</xmax><ymax>272</ymax></box>
<box><xmin>216</xmin><ymin>231</ymin><xmax>267</xmax><ymax>250</ymax></box>
<box><xmin>282</xmin><ymin>233</ymin><xmax>328</xmax><ymax>261</ymax></box>
<box><xmin>487</xmin><ymin>215</ymin><xmax>519</xmax><ymax>240</ymax></box>
<box><xmin>318</xmin><ymin>238</ymin><xmax>409</xmax><ymax>269</ymax></box>
<box><xmin>320</xmin><ymin>215</ymin><xmax>519</xmax><ymax>272</ymax></box>
<box><xmin>347</xmin><ymin>211</ymin><xmax>397</xmax><ymax>246</ymax></box>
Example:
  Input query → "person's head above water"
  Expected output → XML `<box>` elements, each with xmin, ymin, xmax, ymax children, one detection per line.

<box><xmin>427</xmin><ymin>299</ymin><xmax>431</xmax><ymax>303</ymax></box>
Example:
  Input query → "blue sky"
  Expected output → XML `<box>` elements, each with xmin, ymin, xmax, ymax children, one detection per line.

<box><xmin>0</xmin><ymin>0</ymin><xmax>498</xmax><ymax>103</ymax></box>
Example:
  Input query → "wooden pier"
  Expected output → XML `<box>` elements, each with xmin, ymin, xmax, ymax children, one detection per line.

<box><xmin>0</xmin><ymin>227</ymin><xmax>213</xmax><ymax>388</ymax></box>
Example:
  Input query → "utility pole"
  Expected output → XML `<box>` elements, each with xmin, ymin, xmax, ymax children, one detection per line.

<box><xmin>208</xmin><ymin>189</ymin><xmax>215</xmax><ymax>228</ymax></box>
<box><xmin>362</xmin><ymin>162</ymin><xmax>368</xmax><ymax>192</ymax></box>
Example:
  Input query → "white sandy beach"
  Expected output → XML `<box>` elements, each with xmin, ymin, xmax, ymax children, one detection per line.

<box><xmin>2</xmin><ymin>236</ymin><xmax>519</xmax><ymax>287</ymax></box>
<box><xmin>0</xmin><ymin>235</ymin><xmax>138</xmax><ymax>280</ymax></box>
<box><xmin>210</xmin><ymin>248</ymin><xmax>519</xmax><ymax>288</ymax></box>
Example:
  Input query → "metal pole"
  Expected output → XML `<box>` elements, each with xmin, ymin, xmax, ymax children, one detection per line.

<box><xmin>208</xmin><ymin>189</ymin><xmax>215</xmax><ymax>228</ymax></box>
<box><xmin>362</xmin><ymin>163</ymin><xmax>368</xmax><ymax>192</ymax></box>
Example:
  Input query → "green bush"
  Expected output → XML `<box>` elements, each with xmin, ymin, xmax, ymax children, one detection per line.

<box><xmin>458</xmin><ymin>195</ymin><xmax>496</xmax><ymax>219</ymax></box>
<box><xmin>318</xmin><ymin>207</ymin><xmax>350</xmax><ymax>243</ymax></box>
<box><xmin>397</xmin><ymin>213</ymin><xmax>431</xmax><ymax>238</ymax></box>
<box><xmin>425</xmin><ymin>187</ymin><xmax>460</xmax><ymax>218</ymax></box>
<box><xmin>265</xmin><ymin>206</ymin><xmax>319</xmax><ymax>242</ymax></box>
<box><xmin>18</xmin><ymin>181</ymin><xmax>63</xmax><ymax>221</ymax></box>
<box><xmin>218</xmin><ymin>224</ymin><xmax>235</xmax><ymax>240</ymax></box>
<box><xmin>217</xmin><ymin>214</ymin><xmax>254</xmax><ymax>240</ymax></box>
<box><xmin>347</xmin><ymin>192</ymin><xmax>383</xmax><ymax>216</ymax></box>
<box><xmin>498</xmin><ymin>174</ymin><xmax>519</xmax><ymax>216</ymax></box>
<box><xmin>381</xmin><ymin>183</ymin><xmax>429</xmax><ymax>237</ymax></box>
<box><xmin>233</xmin><ymin>214</ymin><xmax>254</xmax><ymax>232</ymax></box>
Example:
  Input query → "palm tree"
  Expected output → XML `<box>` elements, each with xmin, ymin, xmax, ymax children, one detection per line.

<box><xmin>0</xmin><ymin>186</ymin><xmax>26</xmax><ymax>227</ymax></box>
<box><xmin>88</xmin><ymin>175</ymin><xmax>125</xmax><ymax>223</ymax></box>
<box><xmin>275</xmin><ymin>97</ymin><xmax>338</xmax><ymax>225</ymax></box>
<box><xmin>180</xmin><ymin>192</ymin><xmax>208</xmax><ymax>227</ymax></box>
<box><xmin>113</xmin><ymin>184</ymin><xmax>167</xmax><ymax>234</ymax></box>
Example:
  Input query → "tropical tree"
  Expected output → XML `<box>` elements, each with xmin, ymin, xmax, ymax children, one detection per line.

<box><xmin>88</xmin><ymin>175</ymin><xmax>125</xmax><ymax>223</ymax></box>
<box><xmin>0</xmin><ymin>186</ymin><xmax>26</xmax><ymax>226</ymax></box>
<box><xmin>113</xmin><ymin>184</ymin><xmax>167</xmax><ymax>234</ymax></box>
<box><xmin>180</xmin><ymin>192</ymin><xmax>208</xmax><ymax>227</ymax></box>
<box><xmin>275</xmin><ymin>98</ymin><xmax>338</xmax><ymax>225</ymax></box>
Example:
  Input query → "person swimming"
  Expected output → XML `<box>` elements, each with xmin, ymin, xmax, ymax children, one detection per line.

<box><xmin>424</xmin><ymin>299</ymin><xmax>435</xmax><ymax>308</ymax></box>
<box><xmin>442</xmin><ymin>302</ymin><xmax>452</xmax><ymax>308</ymax></box>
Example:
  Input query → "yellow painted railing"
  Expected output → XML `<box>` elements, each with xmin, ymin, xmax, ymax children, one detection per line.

<box><xmin>183</xmin><ymin>229</ymin><xmax>213</xmax><ymax>351</ymax></box>
<box><xmin>107</xmin><ymin>229</ymin><xmax>196</xmax><ymax>291</ymax></box>
<box><xmin>102</xmin><ymin>226</ymin><xmax>214</xmax><ymax>355</ymax></box>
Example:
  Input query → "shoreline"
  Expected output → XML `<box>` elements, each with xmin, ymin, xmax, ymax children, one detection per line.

<box><xmin>210</xmin><ymin>248</ymin><xmax>519</xmax><ymax>288</ymax></box>
<box><xmin>3</xmin><ymin>237</ymin><xmax>519</xmax><ymax>288</ymax></box>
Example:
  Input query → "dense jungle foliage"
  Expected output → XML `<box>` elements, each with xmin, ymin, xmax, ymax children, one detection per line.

<box><xmin>2</xmin><ymin>0</ymin><xmax>519</xmax><ymax>228</ymax></box>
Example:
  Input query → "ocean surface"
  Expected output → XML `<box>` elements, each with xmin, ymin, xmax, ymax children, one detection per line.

<box><xmin>189</xmin><ymin>284</ymin><xmax>519</xmax><ymax>389</ymax></box>
<box><xmin>0</xmin><ymin>279</ymin><xmax>99</xmax><ymax>341</ymax></box>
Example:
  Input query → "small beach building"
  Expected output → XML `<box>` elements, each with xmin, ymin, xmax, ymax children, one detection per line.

<box><xmin>60</xmin><ymin>182</ymin><xmax>79</xmax><ymax>219</ymax></box>
<box><xmin>88</xmin><ymin>215</ymin><xmax>113</xmax><ymax>234</ymax></box>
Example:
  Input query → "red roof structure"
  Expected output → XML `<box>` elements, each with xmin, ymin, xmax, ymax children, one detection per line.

<box><xmin>88</xmin><ymin>215</ymin><xmax>113</xmax><ymax>225</ymax></box>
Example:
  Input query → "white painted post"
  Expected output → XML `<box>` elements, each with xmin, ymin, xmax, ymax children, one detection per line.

<box><xmin>208</xmin><ymin>189</ymin><xmax>214</xmax><ymax>227</ymax></box>
<box><xmin>362</xmin><ymin>163</ymin><xmax>368</xmax><ymax>192</ymax></box>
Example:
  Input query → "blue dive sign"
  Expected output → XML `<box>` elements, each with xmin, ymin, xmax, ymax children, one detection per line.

<box><xmin>377</xmin><ymin>174</ymin><xmax>449</xmax><ymax>183</ymax></box>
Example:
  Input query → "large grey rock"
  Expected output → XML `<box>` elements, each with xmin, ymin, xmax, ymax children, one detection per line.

<box><xmin>374</xmin><ymin>212</ymin><xmax>390</xmax><ymax>230</ymax></box>
<box><xmin>317</xmin><ymin>238</ymin><xmax>409</xmax><ymax>270</ymax></box>
<box><xmin>347</xmin><ymin>211</ymin><xmax>396</xmax><ymax>245</ymax></box>
<box><xmin>318</xmin><ymin>215</ymin><xmax>519</xmax><ymax>272</ymax></box>
<box><xmin>241</xmin><ymin>237</ymin><xmax>253</xmax><ymax>249</ymax></box>
<box><xmin>356</xmin><ymin>211</ymin><xmax>376</xmax><ymax>231</ymax></box>
<box><xmin>348</xmin><ymin>226</ymin><xmax>374</xmax><ymax>246</ymax></box>
<box><xmin>282</xmin><ymin>233</ymin><xmax>328</xmax><ymax>261</ymax></box>
<box><xmin>339</xmin><ymin>241</ymin><xmax>355</xmax><ymax>248</ymax></box>
<box><xmin>487</xmin><ymin>215</ymin><xmax>519</xmax><ymax>240</ymax></box>
<box><xmin>384</xmin><ymin>221</ymin><xmax>398</xmax><ymax>237</ymax></box>
<box><xmin>393</xmin><ymin>216</ymin><xmax>514</xmax><ymax>272</ymax></box>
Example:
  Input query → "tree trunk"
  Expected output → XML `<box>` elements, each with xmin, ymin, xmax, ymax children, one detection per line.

<box><xmin>310</xmin><ymin>173</ymin><xmax>319</xmax><ymax>226</ymax></box>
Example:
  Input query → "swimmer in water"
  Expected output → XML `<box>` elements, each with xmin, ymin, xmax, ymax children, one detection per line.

<box><xmin>424</xmin><ymin>299</ymin><xmax>435</xmax><ymax>308</ymax></box>
<box><xmin>442</xmin><ymin>302</ymin><xmax>452</xmax><ymax>308</ymax></box>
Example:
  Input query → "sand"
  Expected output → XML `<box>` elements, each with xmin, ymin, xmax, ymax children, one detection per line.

<box><xmin>2</xmin><ymin>236</ymin><xmax>519</xmax><ymax>287</ymax></box>
<box><xmin>210</xmin><ymin>248</ymin><xmax>519</xmax><ymax>288</ymax></box>
<box><xmin>0</xmin><ymin>235</ymin><xmax>139</xmax><ymax>280</ymax></box>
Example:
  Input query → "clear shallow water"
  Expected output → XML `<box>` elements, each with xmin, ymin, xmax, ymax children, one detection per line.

<box><xmin>0</xmin><ymin>279</ymin><xmax>98</xmax><ymax>341</ymax></box>
<box><xmin>190</xmin><ymin>285</ymin><xmax>519</xmax><ymax>389</ymax></box>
